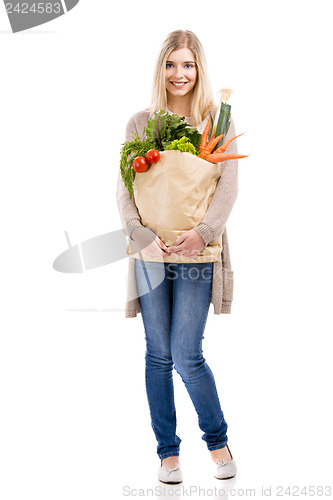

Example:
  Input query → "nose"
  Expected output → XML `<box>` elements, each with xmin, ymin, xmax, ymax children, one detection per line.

<box><xmin>174</xmin><ymin>65</ymin><xmax>184</xmax><ymax>79</ymax></box>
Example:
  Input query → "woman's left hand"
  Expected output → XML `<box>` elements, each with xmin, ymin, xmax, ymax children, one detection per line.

<box><xmin>167</xmin><ymin>229</ymin><xmax>205</xmax><ymax>258</ymax></box>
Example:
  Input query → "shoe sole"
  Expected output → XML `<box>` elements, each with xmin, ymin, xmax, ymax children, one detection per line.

<box><xmin>214</xmin><ymin>474</ymin><xmax>236</xmax><ymax>480</ymax></box>
<box><xmin>159</xmin><ymin>479</ymin><xmax>183</xmax><ymax>484</ymax></box>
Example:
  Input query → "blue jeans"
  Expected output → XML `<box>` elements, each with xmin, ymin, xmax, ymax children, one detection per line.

<box><xmin>135</xmin><ymin>259</ymin><xmax>228</xmax><ymax>460</ymax></box>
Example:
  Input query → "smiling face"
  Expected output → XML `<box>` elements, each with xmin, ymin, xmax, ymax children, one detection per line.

<box><xmin>165</xmin><ymin>47</ymin><xmax>197</xmax><ymax>100</ymax></box>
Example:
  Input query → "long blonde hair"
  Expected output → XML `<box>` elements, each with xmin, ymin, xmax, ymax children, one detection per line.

<box><xmin>148</xmin><ymin>30</ymin><xmax>215</xmax><ymax>126</ymax></box>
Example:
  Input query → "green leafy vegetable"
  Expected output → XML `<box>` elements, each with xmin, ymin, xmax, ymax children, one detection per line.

<box><xmin>119</xmin><ymin>134</ymin><xmax>154</xmax><ymax>199</ymax></box>
<box><xmin>146</xmin><ymin>111</ymin><xmax>201</xmax><ymax>151</ymax></box>
<box><xmin>120</xmin><ymin>111</ymin><xmax>202</xmax><ymax>198</ymax></box>
<box><xmin>165</xmin><ymin>136</ymin><xmax>199</xmax><ymax>155</ymax></box>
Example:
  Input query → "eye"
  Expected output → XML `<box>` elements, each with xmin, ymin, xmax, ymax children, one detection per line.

<box><xmin>166</xmin><ymin>63</ymin><xmax>173</xmax><ymax>68</ymax></box>
<box><xmin>185</xmin><ymin>64</ymin><xmax>194</xmax><ymax>69</ymax></box>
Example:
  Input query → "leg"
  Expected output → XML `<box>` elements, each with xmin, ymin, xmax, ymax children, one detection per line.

<box><xmin>169</xmin><ymin>262</ymin><xmax>229</xmax><ymax>451</ymax></box>
<box><xmin>135</xmin><ymin>259</ymin><xmax>181</xmax><ymax>460</ymax></box>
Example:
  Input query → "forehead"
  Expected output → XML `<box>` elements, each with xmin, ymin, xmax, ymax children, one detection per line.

<box><xmin>166</xmin><ymin>47</ymin><xmax>195</xmax><ymax>62</ymax></box>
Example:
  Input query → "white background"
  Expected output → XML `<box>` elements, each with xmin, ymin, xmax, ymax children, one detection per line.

<box><xmin>1</xmin><ymin>0</ymin><xmax>333</xmax><ymax>498</ymax></box>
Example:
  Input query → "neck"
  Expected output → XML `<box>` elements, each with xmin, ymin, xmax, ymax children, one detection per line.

<box><xmin>166</xmin><ymin>91</ymin><xmax>193</xmax><ymax>117</ymax></box>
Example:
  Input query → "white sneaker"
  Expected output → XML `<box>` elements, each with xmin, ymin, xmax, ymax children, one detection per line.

<box><xmin>158</xmin><ymin>463</ymin><xmax>183</xmax><ymax>484</ymax></box>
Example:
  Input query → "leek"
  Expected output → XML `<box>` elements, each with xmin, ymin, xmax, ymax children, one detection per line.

<box><xmin>211</xmin><ymin>88</ymin><xmax>233</xmax><ymax>152</ymax></box>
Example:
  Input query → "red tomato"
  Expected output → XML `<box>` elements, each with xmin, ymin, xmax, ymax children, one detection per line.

<box><xmin>146</xmin><ymin>149</ymin><xmax>160</xmax><ymax>164</ymax></box>
<box><xmin>132</xmin><ymin>156</ymin><xmax>149</xmax><ymax>173</ymax></box>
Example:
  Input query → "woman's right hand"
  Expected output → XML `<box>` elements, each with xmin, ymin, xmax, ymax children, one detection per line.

<box><xmin>131</xmin><ymin>226</ymin><xmax>170</xmax><ymax>258</ymax></box>
<box><xmin>143</xmin><ymin>234</ymin><xmax>170</xmax><ymax>258</ymax></box>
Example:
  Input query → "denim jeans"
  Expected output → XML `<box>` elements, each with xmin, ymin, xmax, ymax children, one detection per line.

<box><xmin>135</xmin><ymin>259</ymin><xmax>228</xmax><ymax>460</ymax></box>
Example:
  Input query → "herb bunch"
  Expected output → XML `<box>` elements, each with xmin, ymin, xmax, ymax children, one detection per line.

<box><xmin>119</xmin><ymin>134</ymin><xmax>153</xmax><ymax>199</ymax></box>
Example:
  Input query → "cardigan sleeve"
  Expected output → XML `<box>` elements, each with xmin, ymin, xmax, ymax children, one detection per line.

<box><xmin>116</xmin><ymin>115</ymin><xmax>144</xmax><ymax>238</ymax></box>
<box><xmin>194</xmin><ymin>116</ymin><xmax>239</xmax><ymax>245</ymax></box>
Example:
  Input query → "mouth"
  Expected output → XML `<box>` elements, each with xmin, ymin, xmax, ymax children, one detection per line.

<box><xmin>170</xmin><ymin>81</ymin><xmax>188</xmax><ymax>89</ymax></box>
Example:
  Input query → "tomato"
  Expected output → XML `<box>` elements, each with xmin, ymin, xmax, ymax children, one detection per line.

<box><xmin>146</xmin><ymin>149</ymin><xmax>160</xmax><ymax>164</ymax></box>
<box><xmin>132</xmin><ymin>156</ymin><xmax>149</xmax><ymax>173</ymax></box>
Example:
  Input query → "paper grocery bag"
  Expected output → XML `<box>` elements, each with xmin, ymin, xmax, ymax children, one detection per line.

<box><xmin>128</xmin><ymin>150</ymin><xmax>223</xmax><ymax>263</ymax></box>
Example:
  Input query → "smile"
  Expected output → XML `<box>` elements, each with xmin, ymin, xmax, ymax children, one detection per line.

<box><xmin>171</xmin><ymin>82</ymin><xmax>188</xmax><ymax>88</ymax></box>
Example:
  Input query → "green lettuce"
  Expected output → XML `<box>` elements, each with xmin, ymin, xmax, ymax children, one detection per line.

<box><xmin>165</xmin><ymin>136</ymin><xmax>198</xmax><ymax>155</ymax></box>
<box><xmin>145</xmin><ymin>111</ymin><xmax>201</xmax><ymax>151</ymax></box>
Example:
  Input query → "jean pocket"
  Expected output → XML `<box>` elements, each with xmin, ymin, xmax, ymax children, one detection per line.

<box><xmin>222</xmin><ymin>267</ymin><xmax>234</xmax><ymax>302</ymax></box>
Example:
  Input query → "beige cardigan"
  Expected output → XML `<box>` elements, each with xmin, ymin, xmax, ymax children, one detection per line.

<box><xmin>116</xmin><ymin>106</ymin><xmax>239</xmax><ymax>318</ymax></box>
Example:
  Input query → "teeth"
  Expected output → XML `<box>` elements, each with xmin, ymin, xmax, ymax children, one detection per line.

<box><xmin>172</xmin><ymin>82</ymin><xmax>187</xmax><ymax>86</ymax></box>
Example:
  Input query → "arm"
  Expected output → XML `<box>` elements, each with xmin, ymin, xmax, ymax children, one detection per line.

<box><xmin>116</xmin><ymin>116</ymin><xmax>143</xmax><ymax>238</ymax></box>
<box><xmin>194</xmin><ymin>116</ymin><xmax>239</xmax><ymax>245</ymax></box>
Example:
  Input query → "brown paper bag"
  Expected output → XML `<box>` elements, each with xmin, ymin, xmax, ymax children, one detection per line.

<box><xmin>127</xmin><ymin>150</ymin><xmax>222</xmax><ymax>263</ymax></box>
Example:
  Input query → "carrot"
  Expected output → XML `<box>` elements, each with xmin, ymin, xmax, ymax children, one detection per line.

<box><xmin>199</xmin><ymin>134</ymin><xmax>224</xmax><ymax>158</ymax></box>
<box><xmin>205</xmin><ymin>152</ymin><xmax>248</xmax><ymax>163</ymax></box>
<box><xmin>213</xmin><ymin>133</ymin><xmax>244</xmax><ymax>154</ymax></box>
<box><xmin>199</xmin><ymin>119</ymin><xmax>210</xmax><ymax>152</ymax></box>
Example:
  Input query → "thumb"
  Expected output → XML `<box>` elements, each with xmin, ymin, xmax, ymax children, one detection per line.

<box><xmin>175</xmin><ymin>233</ymin><xmax>187</xmax><ymax>245</ymax></box>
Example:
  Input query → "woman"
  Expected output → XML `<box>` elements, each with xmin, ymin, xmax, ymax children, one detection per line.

<box><xmin>116</xmin><ymin>30</ymin><xmax>239</xmax><ymax>483</ymax></box>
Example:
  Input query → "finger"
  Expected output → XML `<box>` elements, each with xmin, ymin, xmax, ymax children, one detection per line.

<box><xmin>168</xmin><ymin>247</ymin><xmax>186</xmax><ymax>254</ymax></box>
<box><xmin>142</xmin><ymin>240</ymin><xmax>165</xmax><ymax>257</ymax></box>
<box><xmin>167</xmin><ymin>245</ymin><xmax>180</xmax><ymax>253</ymax></box>
<box><xmin>159</xmin><ymin>242</ymin><xmax>169</xmax><ymax>251</ymax></box>
<box><xmin>175</xmin><ymin>233</ymin><xmax>188</xmax><ymax>245</ymax></box>
<box><xmin>157</xmin><ymin>243</ymin><xmax>169</xmax><ymax>253</ymax></box>
<box><xmin>154</xmin><ymin>236</ymin><xmax>168</xmax><ymax>250</ymax></box>
<box><xmin>168</xmin><ymin>240</ymin><xmax>187</xmax><ymax>252</ymax></box>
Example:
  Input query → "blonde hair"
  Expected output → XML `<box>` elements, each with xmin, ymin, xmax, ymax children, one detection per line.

<box><xmin>148</xmin><ymin>30</ymin><xmax>215</xmax><ymax>126</ymax></box>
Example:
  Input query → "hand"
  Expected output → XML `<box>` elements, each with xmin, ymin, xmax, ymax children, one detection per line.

<box><xmin>167</xmin><ymin>229</ymin><xmax>205</xmax><ymax>258</ymax></box>
<box><xmin>142</xmin><ymin>234</ymin><xmax>170</xmax><ymax>258</ymax></box>
<box><xmin>131</xmin><ymin>226</ymin><xmax>170</xmax><ymax>258</ymax></box>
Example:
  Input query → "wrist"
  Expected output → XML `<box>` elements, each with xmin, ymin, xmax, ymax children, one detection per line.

<box><xmin>194</xmin><ymin>223</ymin><xmax>214</xmax><ymax>246</ymax></box>
<box><xmin>126</xmin><ymin>219</ymin><xmax>142</xmax><ymax>240</ymax></box>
